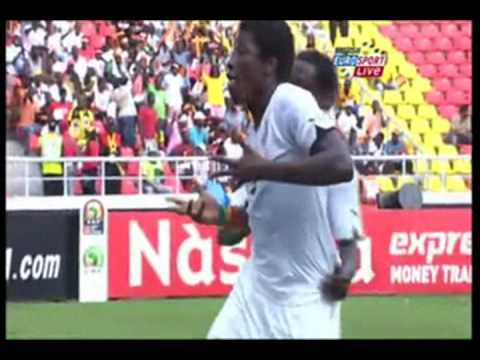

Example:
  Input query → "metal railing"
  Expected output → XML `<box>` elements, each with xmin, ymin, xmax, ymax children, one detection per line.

<box><xmin>6</xmin><ymin>154</ymin><xmax>472</xmax><ymax>197</ymax></box>
<box><xmin>350</xmin><ymin>154</ymin><xmax>472</xmax><ymax>190</ymax></box>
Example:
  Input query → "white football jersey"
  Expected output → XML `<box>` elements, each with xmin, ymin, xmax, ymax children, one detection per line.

<box><xmin>240</xmin><ymin>83</ymin><xmax>338</xmax><ymax>306</ymax></box>
<box><xmin>327</xmin><ymin>170</ymin><xmax>364</xmax><ymax>242</ymax></box>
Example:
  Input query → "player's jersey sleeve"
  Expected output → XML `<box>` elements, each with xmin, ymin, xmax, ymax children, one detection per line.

<box><xmin>327</xmin><ymin>172</ymin><xmax>363</xmax><ymax>241</ymax></box>
<box><xmin>276</xmin><ymin>84</ymin><xmax>336</xmax><ymax>154</ymax></box>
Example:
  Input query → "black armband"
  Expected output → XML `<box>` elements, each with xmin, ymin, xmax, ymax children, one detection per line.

<box><xmin>309</xmin><ymin>126</ymin><xmax>336</xmax><ymax>156</ymax></box>
<box><xmin>338</xmin><ymin>239</ymin><xmax>358</xmax><ymax>247</ymax></box>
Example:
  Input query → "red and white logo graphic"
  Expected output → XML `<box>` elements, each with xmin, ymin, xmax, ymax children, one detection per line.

<box><xmin>108</xmin><ymin>212</ymin><xmax>252</xmax><ymax>299</ymax></box>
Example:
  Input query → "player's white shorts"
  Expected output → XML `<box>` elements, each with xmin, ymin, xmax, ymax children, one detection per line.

<box><xmin>207</xmin><ymin>269</ymin><xmax>341</xmax><ymax>339</ymax></box>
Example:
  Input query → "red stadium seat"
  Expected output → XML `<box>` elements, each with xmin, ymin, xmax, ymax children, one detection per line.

<box><xmin>453</xmin><ymin>77</ymin><xmax>472</xmax><ymax>92</ymax></box>
<box><xmin>380</xmin><ymin>25</ymin><xmax>399</xmax><ymax>38</ymax></box>
<box><xmin>120</xmin><ymin>146</ymin><xmax>134</xmax><ymax>157</ymax></box>
<box><xmin>395</xmin><ymin>37</ymin><xmax>414</xmax><ymax>52</ymax></box>
<box><xmin>434</xmin><ymin>37</ymin><xmax>453</xmax><ymax>51</ymax></box>
<box><xmin>95</xmin><ymin>179</ymin><xmax>102</xmax><ymax>194</ymax></box>
<box><xmin>121</xmin><ymin>179</ymin><xmax>138</xmax><ymax>195</ymax></box>
<box><xmin>118</xmin><ymin>146</ymin><xmax>140</xmax><ymax>177</ymax></box>
<box><xmin>425</xmin><ymin>90</ymin><xmax>445</xmax><ymax>106</ymax></box>
<box><xmin>420</xmin><ymin>24</ymin><xmax>440</xmax><ymax>37</ymax></box>
<box><xmin>407</xmin><ymin>51</ymin><xmax>426</xmax><ymax>65</ymax></box>
<box><xmin>425</xmin><ymin>51</ymin><xmax>446</xmax><ymax>65</ymax></box>
<box><xmin>74</xmin><ymin>180</ymin><xmax>83</xmax><ymax>195</ymax></box>
<box><xmin>432</xmin><ymin>78</ymin><xmax>451</xmax><ymax>92</ymax></box>
<box><xmin>454</xmin><ymin>36</ymin><xmax>471</xmax><ymax>51</ymax></box>
<box><xmin>460</xmin><ymin>22</ymin><xmax>472</xmax><ymax>36</ymax></box>
<box><xmin>408</xmin><ymin>21</ymin><xmax>429</xmax><ymax>26</ymax></box>
<box><xmin>419</xmin><ymin>64</ymin><xmax>437</xmax><ymax>78</ymax></box>
<box><xmin>439</xmin><ymin>105</ymin><xmax>459</xmax><ymax>120</ymax></box>
<box><xmin>466</xmin><ymin>51</ymin><xmax>472</xmax><ymax>63</ymax></box>
<box><xmin>399</xmin><ymin>23</ymin><xmax>419</xmax><ymax>37</ymax></box>
<box><xmin>459</xmin><ymin>63</ymin><xmax>472</xmax><ymax>77</ymax></box>
<box><xmin>29</xmin><ymin>134</ymin><xmax>40</xmax><ymax>153</ymax></box>
<box><xmin>135</xmin><ymin>133</ymin><xmax>143</xmax><ymax>152</ymax></box>
<box><xmin>127</xmin><ymin>161</ymin><xmax>140</xmax><ymax>177</ymax></box>
<box><xmin>80</xmin><ymin>21</ymin><xmax>96</xmax><ymax>37</ymax></box>
<box><xmin>446</xmin><ymin>90</ymin><xmax>468</xmax><ymax>105</ymax></box>
<box><xmin>162</xmin><ymin>161</ymin><xmax>183</xmax><ymax>192</ymax></box>
<box><xmin>440</xmin><ymin>23</ymin><xmax>459</xmax><ymax>37</ymax></box>
<box><xmin>460</xmin><ymin>145</ymin><xmax>472</xmax><ymax>155</ymax></box>
<box><xmin>414</xmin><ymin>37</ymin><xmax>433</xmax><ymax>51</ymax></box>
<box><xmin>438</xmin><ymin>64</ymin><xmax>459</xmax><ymax>78</ymax></box>
<box><xmin>95</xmin><ymin>120</ymin><xmax>106</xmax><ymax>137</ymax></box>
<box><xmin>447</xmin><ymin>51</ymin><xmax>467</xmax><ymax>65</ymax></box>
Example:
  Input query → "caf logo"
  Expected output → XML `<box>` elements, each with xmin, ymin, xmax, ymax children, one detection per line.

<box><xmin>83</xmin><ymin>200</ymin><xmax>105</xmax><ymax>235</ymax></box>
<box><xmin>83</xmin><ymin>246</ymin><xmax>104</xmax><ymax>269</ymax></box>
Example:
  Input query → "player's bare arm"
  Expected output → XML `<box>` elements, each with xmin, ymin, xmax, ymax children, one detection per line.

<box><xmin>322</xmin><ymin>235</ymin><xmax>359</xmax><ymax>302</ymax></box>
<box><xmin>218</xmin><ymin>226</ymin><xmax>251</xmax><ymax>246</ymax></box>
<box><xmin>166</xmin><ymin>189</ymin><xmax>248</xmax><ymax>227</ymax></box>
<box><xmin>211</xmin><ymin>129</ymin><xmax>353</xmax><ymax>187</ymax></box>
<box><xmin>165</xmin><ymin>180</ymin><xmax>250</xmax><ymax>246</ymax></box>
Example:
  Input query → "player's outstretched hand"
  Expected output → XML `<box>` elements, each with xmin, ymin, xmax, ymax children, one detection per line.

<box><xmin>210</xmin><ymin>132</ymin><xmax>270</xmax><ymax>189</ymax></box>
<box><xmin>165</xmin><ymin>180</ymin><xmax>221</xmax><ymax>225</ymax></box>
<box><xmin>321</xmin><ymin>265</ymin><xmax>354</xmax><ymax>302</ymax></box>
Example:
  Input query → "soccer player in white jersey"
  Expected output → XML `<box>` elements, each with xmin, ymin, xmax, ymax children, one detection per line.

<box><xmin>166</xmin><ymin>21</ymin><xmax>353</xmax><ymax>339</ymax></box>
<box><xmin>290</xmin><ymin>50</ymin><xmax>362</xmax><ymax>302</ymax></box>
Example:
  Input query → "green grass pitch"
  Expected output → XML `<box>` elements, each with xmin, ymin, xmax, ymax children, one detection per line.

<box><xmin>7</xmin><ymin>295</ymin><xmax>471</xmax><ymax>339</ymax></box>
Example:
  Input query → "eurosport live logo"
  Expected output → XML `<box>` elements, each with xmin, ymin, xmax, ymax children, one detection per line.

<box><xmin>334</xmin><ymin>48</ymin><xmax>387</xmax><ymax>78</ymax></box>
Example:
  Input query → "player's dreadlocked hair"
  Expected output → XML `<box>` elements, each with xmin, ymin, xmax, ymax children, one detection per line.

<box><xmin>239</xmin><ymin>21</ymin><xmax>294</xmax><ymax>83</ymax></box>
<box><xmin>297</xmin><ymin>50</ymin><xmax>339</xmax><ymax>108</ymax></box>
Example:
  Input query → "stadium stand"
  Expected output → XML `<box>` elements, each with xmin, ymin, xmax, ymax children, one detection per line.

<box><xmin>6</xmin><ymin>20</ymin><xmax>471</xmax><ymax>198</ymax></box>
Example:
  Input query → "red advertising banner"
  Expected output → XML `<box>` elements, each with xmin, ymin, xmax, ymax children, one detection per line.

<box><xmin>352</xmin><ymin>206</ymin><xmax>472</xmax><ymax>294</ymax></box>
<box><xmin>108</xmin><ymin>206</ymin><xmax>471</xmax><ymax>299</ymax></box>
<box><xmin>108</xmin><ymin>212</ymin><xmax>252</xmax><ymax>299</ymax></box>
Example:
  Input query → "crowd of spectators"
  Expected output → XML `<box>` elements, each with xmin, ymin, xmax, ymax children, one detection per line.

<box><xmin>6</xmin><ymin>20</ymin><xmax>471</xmax><ymax>197</ymax></box>
<box><xmin>6</xmin><ymin>20</ymin><xmax>239</xmax><ymax>195</ymax></box>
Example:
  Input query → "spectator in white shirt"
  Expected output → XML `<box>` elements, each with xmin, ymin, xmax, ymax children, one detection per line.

<box><xmin>94</xmin><ymin>77</ymin><xmax>113</xmax><ymax>115</ymax></box>
<box><xmin>222</xmin><ymin>134</ymin><xmax>244</xmax><ymax>160</ymax></box>
<box><xmin>46</xmin><ymin>24</ymin><xmax>63</xmax><ymax>57</ymax></box>
<box><xmin>88</xmin><ymin>50</ymin><xmax>106</xmax><ymax>77</ymax></box>
<box><xmin>111</xmin><ymin>52</ymin><xmax>129</xmax><ymax>81</ymax></box>
<box><xmin>48</xmin><ymin>74</ymin><xmax>63</xmax><ymax>103</ymax></box>
<box><xmin>101</xmin><ymin>36</ymin><xmax>115</xmax><ymax>62</ymax></box>
<box><xmin>224</xmin><ymin>101</ymin><xmax>249</xmax><ymax>134</ymax></box>
<box><xmin>28</xmin><ymin>48</ymin><xmax>44</xmax><ymax>77</ymax></box>
<box><xmin>62</xmin><ymin>22</ymin><xmax>84</xmax><ymax>53</ymax></box>
<box><xmin>21</xmin><ymin>22</ymin><xmax>33</xmax><ymax>53</ymax></box>
<box><xmin>112</xmin><ymin>77</ymin><xmax>138</xmax><ymax>149</ymax></box>
<box><xmin>52</xmin><ymin>21</ymin><xmax>73</xmax><ymax>37</ymax></box>
<box><xmin>336</xmin><ymin>106</ymin><xmax>359</xmax><ymax>140</ymax></box>
<box><xmin>31</xmin><ymin>77</ymin><xmax>50</xmax><ymax>110</ymax></box>
<box><xmin>52</xmin><ymin>53</ymin><xmax>68</xmax><ymax>73</ymax></box>
<box><xmin>163</xmin><ymin>64</ymin><xmax>185</xmax><ymax>122</ymax></box>
<box><xmin>178</xmin><ymin>109</ymin><xmax>194</xmax><ymax>130</ymax></box>
<box><xmin>71</xmin><ymin>46</ymin><xmax>88</xmax><ymax>83</ymax></box>
<box><xmin>118</xmin><ymin>37</ymin><xmax>131</xmax><ymax>63</ymax></box>
<box><xmin>6</xmin><ymin>35</ymin><xmax>25</xmax><ymax>76</ymax></box>
<box><xmin>27</xmin><ymin>21</ymin><xmax>47</xmax><ymax>50</ymax></box>
<box><xmin>157</xmin><ymin>42</ymin><xmax>172</xmax><ymax>66</ymax></box>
